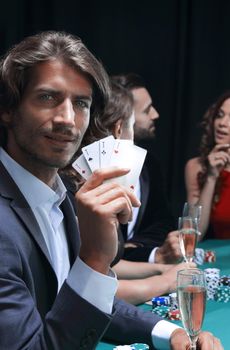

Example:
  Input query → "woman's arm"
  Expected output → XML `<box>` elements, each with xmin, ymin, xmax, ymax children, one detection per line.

<box><xmin>185</xmin><ymin>157</ymin><xmax>217</xmax><ymax>240</ymax></box>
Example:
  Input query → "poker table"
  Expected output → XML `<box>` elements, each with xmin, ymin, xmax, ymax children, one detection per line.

<box><xmin>97</xmin><ymin>239</ymin><xmax>230</xmax><ymax>349</ymax></box>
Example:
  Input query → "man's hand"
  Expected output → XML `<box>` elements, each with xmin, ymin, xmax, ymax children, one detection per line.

<box><xmin>170</xmin><ymin>329</ymin><xmax>223</xmax><ymax>349</ymax></box>
<box><xmin>155</xmin><ymin>231</ymin><xmax>182</xmax><ymax>264</ymax></box>
<box><xmin>75</xmin><ymin>167</ymin><xmax>140</xmax><ymax>274</ymax></box>
<box><xmin>161</xmin><ymin>262</ymin><xmax>196</xmax><ymax>293</ymax></box>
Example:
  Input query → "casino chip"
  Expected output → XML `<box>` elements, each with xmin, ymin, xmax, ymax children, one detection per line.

<box><xmin>194</xmin><ymin>248</ymin><xmax>205</xmax><ymax>265</ymax></box>
<box><xmin>169</xmin><ymin>292</ymin><xmax>178</xmax><ymax>310</ymax></box>
<box><xmin>219</xmin><ymin>275</ymin><xmax>230</xmax><ymax>287</ymax></box>
<box><xmin>152</xmin><ymin>305</ymin><xmax>170</xmax><ymax>318</ymax></box>
<box><xmin>215</xmin><ymin>285</ymin><xmax>230</xmax><ymax>303</ymax></box>
<box><xmin>151</xmin><ymin>296</ymin><xmax>170</xmax><ymax>307</ymax></box>
<box><xmin>167</xmin><ymin>309</ymin><xmax>181</xmax><ymax>320</ymax></box>
<box><xmin>130</xmin><ymin>344</ymin><xmax>149</xmax><ymax>350</ymax></box>
<box><xmin>204</xmin><ymin>268</ymin><xmax>220</xmax><ymax>300</ymax></box>
<box><xmin>113</xmin><ymin>344</ymin><xmax>149</xmax><ymax>350</ymax></box>
<box><xmin>204</xmin><ymin>250</ymin><xmax>216</xmax><ymax>263</ymax></box>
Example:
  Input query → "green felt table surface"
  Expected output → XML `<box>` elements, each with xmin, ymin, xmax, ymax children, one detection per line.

<box><xmin>97</xmin><ymin>239</ymin><xmax>230</xmax><ymax>349</ymax></box>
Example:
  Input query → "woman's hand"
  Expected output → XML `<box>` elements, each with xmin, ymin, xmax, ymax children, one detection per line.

<box><xmin>207</xmin><ymin>143</ymin><xmax>230</xmax><ymax>178</ymax></box>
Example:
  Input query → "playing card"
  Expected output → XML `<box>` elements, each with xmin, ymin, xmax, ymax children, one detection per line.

<box><xmin>108</xmin><ymin>141</ymin><xmax>147</xmax><ymax>190</ymax></box>
<box><xmin>99</xmin><ymin>135</ymin><xmax>116</xmax><ymax>168</ymax></box>
<box><xmin>82</xmin><ymin>141</ymin><xmax>100</xmax><ymax>171</ymax></box>
<box><xmin>72</xmin><ymin>154</ymin><xmax>92</xmax><ymax>180</ymax></box>
<box><xmin>111</xmin><ymin>139</ymin><xmax>134</xmax><ymax>161</ymax></box>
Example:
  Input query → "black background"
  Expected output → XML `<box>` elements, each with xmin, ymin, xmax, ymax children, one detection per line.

<box><xmin>1</xmin><ymin>0</ymin><xmax>230</xmax><ymax>218</ymax></box>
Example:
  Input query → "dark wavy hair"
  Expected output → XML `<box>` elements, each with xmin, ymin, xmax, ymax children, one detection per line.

<box><xmin>61</xmin><ymin>78</ymin><xmax>134</xmax><ymax>188</ymax></box>
<box><xmin>81</xmin><ymin>78</ymin><xmax>134</xmax><ymax>146</ymax></box>
<box><xmin>0</xmin><ymin>31</ymin><xmax>110</xmax><ymax>147</ymax></box>
<box><xmin>112</xmin><ymin>73</ymin><xmax>145</xmax><ymax>91</ymax></box>
<box><xmin>198</xmin><ymin>90</ymin><xmax>230</xmax><ymax>189</ymax></box>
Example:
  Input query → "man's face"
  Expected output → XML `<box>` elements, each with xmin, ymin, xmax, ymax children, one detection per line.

<box><xmin>5</xmin><ymin>59</ymin><xmax>92</xmax><ymax>179</ymax></box>
<box><xmin>132</xmin><ymin>87</ymin><xmax>159</xmax><ymax>141</ymax></box>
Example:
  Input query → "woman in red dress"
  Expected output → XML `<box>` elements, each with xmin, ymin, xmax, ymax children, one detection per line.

<box><xmin>185</xmin><ymin>91</ymin><xmax>230</xmax><ymax>239</ymax></box>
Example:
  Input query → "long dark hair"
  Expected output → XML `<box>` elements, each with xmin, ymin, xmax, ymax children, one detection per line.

<box><xmin>198</xmin><ymin>91</ymin><xmax>230</xmax><ymax>189</ymax></box>
<box><xmin>81</xmin><ymin>78</ymin><xmax>134</xmax><ymax>146</ymax></box>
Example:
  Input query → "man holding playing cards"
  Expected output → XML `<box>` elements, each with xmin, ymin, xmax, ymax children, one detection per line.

<box><xmin>0</xmin><ymin>31</ymin><xmax>222</xmax><ymax>350</ymax></box>
<box><xmin>113</xmin><ymin>74</ymin><xmax>182</xmax><ymax>265</ymax></box>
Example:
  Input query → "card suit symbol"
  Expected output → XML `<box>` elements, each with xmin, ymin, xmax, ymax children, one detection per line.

<box><xmin>130</xmin><ymin>185</ymin><xmax>134</xmax><ymax>190</ymax></box>
<box><xmin>88</xmin><ymin>157</ymin><xmax>93</xmax><ymax>161</ymax></box>
<box><xmin>114</xmin><ymin>150</ymin><xmax>119</xmax><ymax>154</ymax></box>
<box><xmin>82</xmin><ymin>170</ymin><xmax>85</xmax><ymax>174</ymax></box>
<box><xmin>101</xmin><ymin>150</ymin><xmax>106</xmax><ymax>155</ymax></box>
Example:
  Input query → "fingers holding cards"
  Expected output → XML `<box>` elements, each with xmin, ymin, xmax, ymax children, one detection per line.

<box><xmin>72</xmin><ymin>135</ymin><xmax>147</xmax><ymax>191</ymax></box>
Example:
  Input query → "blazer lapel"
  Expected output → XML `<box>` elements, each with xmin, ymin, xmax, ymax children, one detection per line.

<box><xmin>0</xmin><ymin>161</ymin><xmax>54</xmax><ymax>269</ymax></box>
<box><xmin>12</xmin><ymin>205</ymin><xmax>54</xmax><ymax>268</ymax></box>
<box><xmin>133</xmin><ymin>166</ymin><xmax>150</xmax><ymax>233</ymax></box>
<box><xmin>61</xmin><ymin>196</ymin><xmax>80</xmax><ymax>264</ymax></box>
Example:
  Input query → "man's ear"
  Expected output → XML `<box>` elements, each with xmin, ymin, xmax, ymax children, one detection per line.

<box><xmin>113</xmin><ymin>119</ymin><xmax>122</xmax><ymax>139</ymax></box>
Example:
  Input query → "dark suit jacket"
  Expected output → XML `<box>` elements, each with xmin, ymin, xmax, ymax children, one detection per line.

<box><xmin>0</xmin><ymin>160</ymin><xmax>161</xmax><ymax>350</ymax></box>
<box><xmin>122</xmin><ymin>152</ymin><xmax>175</xmax><ymax>262</ymax></box>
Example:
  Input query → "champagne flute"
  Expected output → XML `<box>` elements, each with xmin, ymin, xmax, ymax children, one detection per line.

<box><xmin>178</xmin><ymin>216</ymin><xmax>198</xmax><ymax>263</ymax></box>
<box><xmin>177</xmin><ymin>269</ymin><xmax>206</xmax><ymax>350</ymax></box>
<box><xmin>182</xmin><ymin>202</ymin><xmax>202</xmax><ymax>234</ymax></box>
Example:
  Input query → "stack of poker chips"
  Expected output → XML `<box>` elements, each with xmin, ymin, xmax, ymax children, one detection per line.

<box><xmin>113</xmin><ymin>344</ymin><xmax>149</xmax><ymax>350</ymax></box>
<box><xmin>169</xmin><ymin>292</ymin><xmax>178</xmax><ymax>310</ymax></box>
<box><xmin>194</xmin><ymin>248</ymin><xmax>205</xmax><ymax>265</ymax></box>
<box><xmin>204</xmin><ymin>268</ymin><xmax>220</xmax><ymax>300</ymax></box>
<box><xmin>204</xmin><ymin>250</ymin><xmax>216</xmax><ymax>263</ymax></box>
<box><xmin>151</xmin><ymin>296</ymin><xmax>170</xmax><ymax>307</ymax></box>
<box><xmin>214</xmin><ymin>275</ymin><xmax>230</xmax><ymax>303</ymax></box>
<box><xmin>151</xmin><ymin>294</ymin><xmax>181</xmax><ymax>320</ymax></box>
<box><xmin>194</xmin><ymin>248</ymin><xmax>216</xmax><ymax>265</ymax></box>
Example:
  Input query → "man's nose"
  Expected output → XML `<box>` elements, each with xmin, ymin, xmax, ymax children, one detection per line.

<box><xmin>53</xmin><ymin>99</ymin><xmax>75</xmax><ymax>126</ymax></box>
<box><xmin>150</xmin><ymin>106</ymin><xmax>159</xmax><ymax>120</ymax></box>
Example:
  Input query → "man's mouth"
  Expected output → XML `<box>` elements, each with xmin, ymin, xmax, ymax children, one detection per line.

<box><xmin>44</xmin><ymin>134</ymin><xmax>77</xmax><ymax>147</ymax></box>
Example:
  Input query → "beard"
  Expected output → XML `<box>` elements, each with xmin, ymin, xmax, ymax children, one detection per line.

<box><xmin>134</xmin><ymin>126</ymin><xmax>155</xmax><ymax>142</ymax></box>
<box><xmin>8</xmin><ymin>114</ymin><xmax>83</xmax><ymax>170</ymax></box>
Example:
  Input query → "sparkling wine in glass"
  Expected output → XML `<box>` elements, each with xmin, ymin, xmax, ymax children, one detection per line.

<box><xmin>183</xmin><ymin>203</ymin><xmax>202</xmax><ymax>233</ymax></box>
<box><xmin>178</xmin><ymin>216</ymin><xmax>198</xmax><ymax>263</ymax></box>
<box><xmin>177</xmin><ymin>269</ymin><xmax>206</xmax><ymax>350</ymax></box>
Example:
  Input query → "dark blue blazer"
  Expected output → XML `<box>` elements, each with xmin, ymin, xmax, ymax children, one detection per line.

<box><xmin>0</xmin><ymin>160</ymin><xmax>161</xmax><ymax>350</ymax></box>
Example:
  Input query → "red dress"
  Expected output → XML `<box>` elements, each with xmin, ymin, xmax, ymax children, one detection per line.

<box><xmin>210</xmin><ymin>170</ymin><xmax>230</xmax><ymax>239</ymax></box>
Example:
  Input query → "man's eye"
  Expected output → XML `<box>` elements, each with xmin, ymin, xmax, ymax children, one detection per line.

<box><xmin>40</xmin><ymin>94</ymin><xmax>54</xmax><ymax>101</ymax></box>
<box><xmin>75</xmin><ymin>100</ymin><xmax>89</xmax><ymax>109</ymax></box>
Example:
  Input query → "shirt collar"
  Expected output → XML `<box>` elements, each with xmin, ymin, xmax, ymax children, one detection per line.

<box><xmin>0</xmin><ymin>147</ymin><xmax>66</xmax><ymax>209</ymax></box>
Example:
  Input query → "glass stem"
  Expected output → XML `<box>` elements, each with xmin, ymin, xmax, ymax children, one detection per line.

<box><xmin>190</xmin><ymin>335</ymin><xmax>198</xmax><ymax>350</ymax></box>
